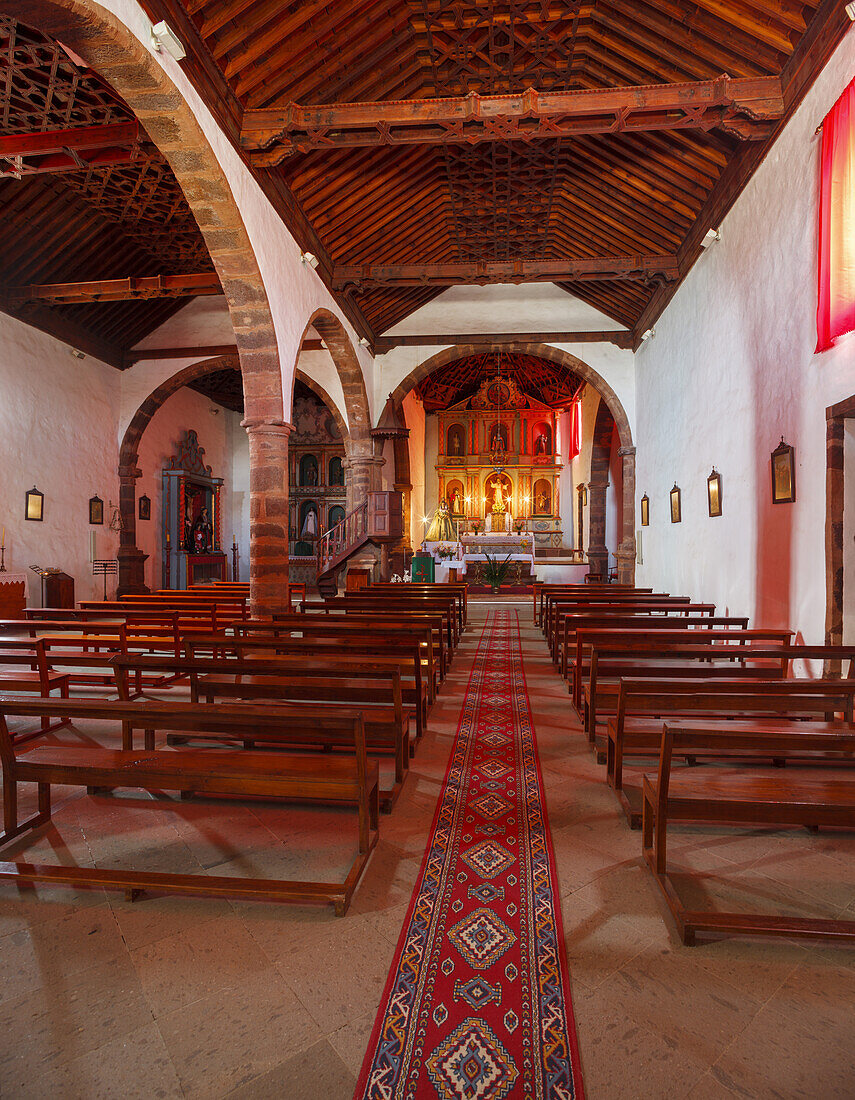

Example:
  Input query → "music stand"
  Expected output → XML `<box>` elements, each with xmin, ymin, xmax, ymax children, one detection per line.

<box><xmin>92</xmin><ymin>559</ymin><xmax>118</xmax><ymax>599</ymax></box>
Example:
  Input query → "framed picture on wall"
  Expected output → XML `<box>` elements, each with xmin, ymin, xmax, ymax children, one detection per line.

<box><xmin>640</xmin><ymin>493</ymin><xmax>649</xmax><ymax>526</ymax></box>
<box><xmin>89</xmin><ymin>495</ymin><xmax>104</xmax><ymax>525</ymax></box>
<box><xmin>26</xmin><ymin>486</ymin><xmax>44</xmax><ymax>522</ymax></box>
<box><xmin>138</xmin><ymin>495</ymin><xmax>151</xmax><ymax>521</ymax></box>
<box><xmin>771</xmin><ymin>438</ymin><xmax>796</xmax><ymax>503</ymax></box>
<box><xmin>670</xmin><ymin>484</ymin><xmax>681</xmax><ymax>523</ymax></box>
<box><xmin>707</xmin><ymin>469</ymin><xmax>722</xmax><ymax>517</ymax></box>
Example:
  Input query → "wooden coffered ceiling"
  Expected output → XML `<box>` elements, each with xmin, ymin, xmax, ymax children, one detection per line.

<box><xmin>0</xmin><ymin>16</ymin><xmax>217</xmax><ymax>367</ymax></box>
<box><xmin>414</xmin><ymin>350</ymin><xmax>583</xmax><ymax>410</ymax></box>
<box><xmin>143</xmin><ymin>0</ymin><xmax>847</xmax><ymax>343</ymax></box>
<box><xmin>2</xmin><ymin>3</ymin><xmax>849</xmax><ymax>366</ymax></box>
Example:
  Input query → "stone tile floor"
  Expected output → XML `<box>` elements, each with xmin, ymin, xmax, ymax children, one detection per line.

<box><xmin>0</xmin><ymin>600</ymin><xmax>854</xmax><ymax>1097</ymax></box>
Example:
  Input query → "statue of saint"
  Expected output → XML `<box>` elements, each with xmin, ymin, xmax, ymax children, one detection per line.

<box><xmin>535</xmin><ymin>431</ymin><xmax>550</xmax><ymax>454</ymax></box>
<box><xmin>490</xmin><ymin>478</ymin><xmax>507</xmax><ymax>512</ymax></box>
<box><xmin>491</xmin><ymin>425</ymin><xmax>507</xmax><ymax>452</ymax></box>
<box><xmin>192</xmin><ymin>507</ymin><xmax>213</xmax><ymax>554</ymax></box>
<box><xmin>425</xmin><ymin>498</ymin><xmax>456</xmax><ymax>542</ymax></box>
<box><xmin>301</xmin><ymin>507</ymin><xmax>318</xmax><ymax>539</ymax></box>
<box><xmin>450</xmin><ymin>488</ymin><xmax>463</xmax><ymax>514</ymax></box>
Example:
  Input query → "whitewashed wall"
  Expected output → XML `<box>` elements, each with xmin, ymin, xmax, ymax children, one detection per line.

<box><xmin>0</xmin><ymin>313</ymin><xmax>120</xmax><ymax>602</ymax></box>
<box><xmin>635</xmin><ymin>29</ymin><xmax>855</xmax><ymax>638</ymax></box>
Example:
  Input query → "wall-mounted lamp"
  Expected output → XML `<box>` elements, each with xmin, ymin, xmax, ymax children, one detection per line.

<box><xmin>150</xmin><ymin>20</ymin><xmax>186</xmax><ymax>60</ymax></box>
<box><xmin>700</xmin><ymin>227</ymin><xmax>721</xmax><ymax>248</ymax></box>
<box><xmin>846</xmin><ymin>2</ymin><xmax>855</xmax><ymax>20</ymax></box>
<box><xmin>301</xmin><ymin>251</ymin><xmax>319</xmax><ymax>269</ymax></box>
<box><xmin>640</xmin><ymin>493</ymin><xmax>649</xmax><ymax>526</ymax></box>
<box><xmin>641</xmin><ymin>328</ymin><xmax>655</xmax><ymax>342</ymax></box>
<box><xmin>359</xmin><ymin>337</ymin><xmax>370</xmax><ymax>347</ymax></box>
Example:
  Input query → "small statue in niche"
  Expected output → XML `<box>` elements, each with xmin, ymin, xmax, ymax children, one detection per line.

<box><xmin>183</xmin><ymin>502</ymin><xmax>194</xmax><ymax>553</ymax></box>
<box><xmin>449</xmin><ymin>488</ymin><xmax>463</xmax><ymax>514</ymax></box>
<box><xmin>491</xmin><ymin>425</ymin><xmax>507</xmax><ymax>451</ymax></box>
<box><xmin>301</xmin><ymin>506</ymin><xmax>318</xmax><ymax>539</ymax></box>
<box><xmin>192</xmin><ymin>507</ymin><xmax>213</xmax><ymax>554</ymax></box>
<box><xmin>535</xmin><ymin>431</ymin><xmax>550</xmax><ymax>454</ymax></box>
<box><xmin>450</xmin><ymin>431</ymin><xmax>462</xmax><ymax>456</ymax></box>
<box><xmin>537</xmin><ymin>489</ymin><xmax>551</xmax><ymax>513</ymax></box>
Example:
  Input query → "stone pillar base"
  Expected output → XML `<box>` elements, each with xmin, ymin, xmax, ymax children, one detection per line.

<box><xmin>117</xmin><ymin>548</ymin><xmax>149</xmax><ymax>595</ymax></box>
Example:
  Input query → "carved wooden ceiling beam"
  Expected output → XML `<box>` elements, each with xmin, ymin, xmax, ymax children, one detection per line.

<box><xmin>242</xmin><ymin>76</ymin><xmax>783</xmax><ymax>164</ymax></box>
<box><xmin>374</xmin><ymin>330</ymin><xmax>634</xmax><ymax>352</ymax></box>
<box><xmin>5</xmin><ymin>273</ymin><xmax>223</xmax><ymax>304</ymax></box>
<box><xmin>333</xmin><ymin>256</ymin><xmax>679</xmax><ymax>290</ymax></box>
<box><xmin>0</xmin><ymin>122</ymin><xmax>142</xmax><ymax>178</ymax></box>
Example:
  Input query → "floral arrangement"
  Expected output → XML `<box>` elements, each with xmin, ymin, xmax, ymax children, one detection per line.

<box><xmin>471</xmin><ymin>518</ymin><xmax>483</xmax><ymax>535</ymax></box>
<box><xmin>436</xmin><ymin>543</ymin><xmax>456</xmax><ymax>560</ymax></box>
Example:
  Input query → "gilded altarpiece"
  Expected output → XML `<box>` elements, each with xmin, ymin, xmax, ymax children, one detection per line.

<box><xmin>161</xmin><ymin>430</ymin><xmax>226</xmax><ymax>589</ymax></box>
<box><xmin>436</xmin><ymin>376</ymin><xmax>562</xmax><ymax>539</ymax></box>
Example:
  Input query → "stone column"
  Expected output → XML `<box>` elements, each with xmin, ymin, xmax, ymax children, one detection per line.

<box><xmin>586</xmin><ymin>476</ymin><xmax>609</xmax><ymax>581</ymax></box>
<box><xmin>616</xmin><ymin>445</ymin><xmax>637</xmax><ymax>585</ymax></box>
<box><xmin>117</xmin><ymin>458</ymin><xmax>149</xmax><ymax>595</ymax></box>
<box><xmin>242</xmin><ymin>417</ymin><xmax>292</xmax><ymax>617</ymax></box>
<box><xmin>344</xmin><ymin>454</ymin><xmax>385</xmax><ymax>512</ymax></box>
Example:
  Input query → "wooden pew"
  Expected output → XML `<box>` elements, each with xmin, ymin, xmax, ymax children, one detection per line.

<box><xmin>334</xmin><ymin>593</ymin><xmax>461</xmax><ymax>646</ymax></box>
<box><xmin>0</xmin><ymin>638</ymin><xmax>70</xmax><ymax>740</ymax></box>
<box><xmin>536</xmin><ymin>583</ymin><xmax>652</xmax><ymax>626</ymax></box>
<box><xmin>112</xmin><ymin>653</ymin><xmax>411</xmax><ymax>810</ymax></box>
<box><xmin>607</xmin><ymin>678</ymin><xmax>855</xmax><ymax>825</ymax></box>
<box><xmin>546</xmin><ymin>597</ymin><xmax>711</xmax><ymax>658</ymax></box>
<box><xmin>579</xmin><ymin>638</ymin><xmax>795</xmax><ymax>737</ymax></box>
<box><xmin>573</xmin><ymin>628</ymin><xmax>793</xmax><ymax>713</ymax></box>
<box><xmin>0</xmin><ymin>697</ymin><xmax>376</xmax><ymax>916</ymax></box>
<box><xmin>367</xmin><ymin>582</ymin><xmax>468</xmax><ymax>628</ymax></box>
<box><xmin>641</xmin><ymin>721</ymin><xmax>855</xmax><ymax>945</ymax></box>
<box><xmin>183</xmin><ymin>636</ymin><xmax>430</xmax><ymax>739</ymax></box>
<box><xmin>559</xmin><ymin>616</ymin><xmax>752</xmax><ymax>680</ymax></box>
<box><xmin>269</xmin><ymin>609</ymin><xmax>446</xmax><ymax>681</ymax></box>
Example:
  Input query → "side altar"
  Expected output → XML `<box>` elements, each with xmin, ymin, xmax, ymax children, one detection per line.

<box><xmin>161</xmin><ymin>430</ymin><xmax>227</xmax><ymax>589</ymax></box>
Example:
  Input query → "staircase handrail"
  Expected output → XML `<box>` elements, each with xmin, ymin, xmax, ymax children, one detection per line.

<box><xmin>317</xmin><ymin>498</ymin><xmax>369</xmax><ymax>574</ymax></box>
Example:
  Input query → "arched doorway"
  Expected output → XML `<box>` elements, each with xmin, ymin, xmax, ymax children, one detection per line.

<box><xmin>9</xmin><ymin>0</ymin><xmax>287</xmax><ymax>614</ymax></box>
<box><xmin>388</xmin><ymin>343</ymin><xmax>636</xmax><ymax>582</ymax></box>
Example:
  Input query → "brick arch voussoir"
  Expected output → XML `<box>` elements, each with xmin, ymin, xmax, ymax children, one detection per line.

<box><xmin>8</xmin><ymin>0</ymin><xmax>282</xmax><ymax>430</ymax></box>
<box><xmin>301</xmin><ymin>309</ymin><xmax>372</xmax><ymax>455</ymax></box>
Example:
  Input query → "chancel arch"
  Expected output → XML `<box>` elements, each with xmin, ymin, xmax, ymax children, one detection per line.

<box><xmin>390</xmin><ymin>343</ymin><xmax>636</xmax><ymax>583</ymax></box>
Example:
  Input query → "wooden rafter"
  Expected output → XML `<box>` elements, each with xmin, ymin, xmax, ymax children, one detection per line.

<box><xmin>334</xmin><ymin>256</ymin><xmax>679</xmax><ymax>290</ymax></box>
<box><xmin>242</xmin><ymin>77</ymin><xmax>783</xmax><ymax>163</ymax></box>
<box><xmin>5</xmin><ymin>274</ymin><xmax>223</xmax><ymax>304</ymax></box>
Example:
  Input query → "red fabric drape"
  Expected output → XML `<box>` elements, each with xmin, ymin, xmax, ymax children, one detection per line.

<box><xmin>816</xmin><ymin>75</ymin><xmax>855</xmax><ymax>352</ymax></box>
<box><xmin>567</xmin><ymin>400</ymin><xmax>581</xmax><ymax>460</ymax></box>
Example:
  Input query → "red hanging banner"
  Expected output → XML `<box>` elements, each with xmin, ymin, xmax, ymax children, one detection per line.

<box><xmin>816</xmin><ymin>75</ymin><xmax>855</xmax><ymax>352</ymax></box>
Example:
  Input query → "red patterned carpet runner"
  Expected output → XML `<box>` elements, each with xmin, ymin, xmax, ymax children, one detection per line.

<box><xmin>355</xmin><ymin>609</ymin><xmax>584</xmax><ymax>1099</ymax></box>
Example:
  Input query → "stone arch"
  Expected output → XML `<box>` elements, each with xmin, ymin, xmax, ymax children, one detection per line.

<box><xmin>294</xmin><ymin>370</ymin><xmax>350</xmax><ymax>444</ymax></box>
<box><xmin>298</xmin><ymin>310</ymin><xmax>379</xmax><ymax>509</ymax></box>
<box><xmin>117</xmin><ymin>355</ymin><xmax>239</xmax><ymax>592</ymax></box>
<box><xmin>300</xmin><ymin>310</ymin><xmax>372</xmax><ymax>454</ymax></box>
<box><xmin>387</xmin><ymin>341</ymin><xmax>633</xmax><ymax>449</ymax></box>
<box><xmin>8</xmin><ymin>0</ymin><xmax>287</xmax><ymax>612</ymax></box>
<box><xmin>388</xmin><ymin>341</ymin><xmax>636</xmax><ymax>582</ymax></box>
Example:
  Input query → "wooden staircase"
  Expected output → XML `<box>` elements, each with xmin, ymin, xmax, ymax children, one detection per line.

<box><xmin>316</xmin><ymin>492</ymin><xmax>403</xmax><ymax>596</ymax></box>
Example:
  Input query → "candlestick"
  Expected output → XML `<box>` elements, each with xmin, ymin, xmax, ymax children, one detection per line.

<box><xmin>0</xmin><ymin>544</ymin><xmax>6</xmax><ymax>573</ymax></box>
